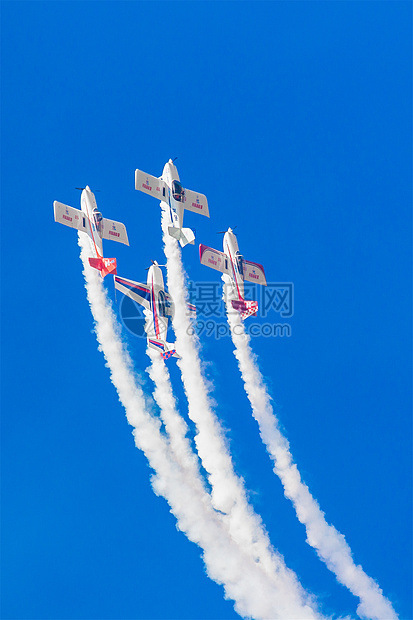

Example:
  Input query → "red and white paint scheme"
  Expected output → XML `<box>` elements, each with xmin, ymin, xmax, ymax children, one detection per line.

<box><xmin>135</xmin><ymin>159</ymin><xmax>209</xmax><ymax>248</ymax></box>
<box><xmin>199</xmin><ymin>228</ymin><xmax>267</xmax><ymax>320</ymax></box>
<box><xmin>114</xmin><ymin>262</ymin><xmax>195</xmax><ymax>360</ymax></box>
<box><xmin>54</xmin><ymin>186</ymin><xmax>129</xmax><ymax>278</ymax></box>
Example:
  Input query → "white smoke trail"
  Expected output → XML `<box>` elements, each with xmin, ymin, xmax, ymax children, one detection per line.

<box><xmin>223</xmin><ymin>276</ymin><xmax>397</xmax><ymax>620</ymax></box>
<box><xmin>160</xmin><ymin>213</ymin><xmax>323</xmax><ymax>617</ymax></box>
<box><xmin>77</xmin><ymin>231</ymin><xmax>321</xmax><ymax>619</ymax></box>
<box><xmin>146</xmin><ymin>347</ymin><xmax>208</xmax><ymax>495</ymax></box>
<box><xmin>146</xmin><ymin>349</ymin><xmax>327</xmax><ymax>619</ymax></box>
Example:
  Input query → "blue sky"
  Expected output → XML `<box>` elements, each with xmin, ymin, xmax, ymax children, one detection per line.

<box><xmin>1</xmin><ymin>2</ymin><xmax>411</xmax><ymax>619</ymax></box>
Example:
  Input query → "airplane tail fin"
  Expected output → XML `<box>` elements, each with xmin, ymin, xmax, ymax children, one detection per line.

<box><xmin>168</xmin><ymin>226</ymin><xmax>195</xmax><ymax>247</ymax></box>
<box><xmin>231</xmin><ymin>299</ymin><xmax>258</xmax><ymax>320</ymax></box>
<box><xmin>89</xmin><ymin>257</ymin><xmax>117</xmax><ymax>278</ymax></box>
<box><xmin>148</xmin><ymin>338</ymin><xmax>181</xmax><ymax>360</ymax></box>
<box><xmin>161</xmin><ymin>347</ymin><xmax>179</xmax><ymax>361</ymax></box>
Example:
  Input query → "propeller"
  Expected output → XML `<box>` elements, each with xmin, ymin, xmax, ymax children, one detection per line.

<box><xmin>217</xmin><ymin>226</ymin><xmax>237</xmax><ymax>234</ymax></box>
<box><xmin>145</xmin><ymin>260</ymin><xmax>166</xmax><ymax>270</ymax></box>
<box><xmin>172</xmin><ymin>157</ymin><xmax>178</xmax><ymax>162</ymax></box>
<box><xmin>75</xmin><ymin>187</ymin><xmax>100</xmax><ymax>192</ymax></box>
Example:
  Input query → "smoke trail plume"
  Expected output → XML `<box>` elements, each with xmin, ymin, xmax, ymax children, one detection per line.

<box><xmin>146</xmin><ymin>347</ymin><xmax>208</xmax><ymax>496</ymax></box>
<box><xmin>223</xmin><ymin>276</ymin><xmax>397</xmax><ymax>620</ymax></box>
<box><xmin>160</xmin><ymin>213</ymin><xmax>323</xmax><ymax>616</ymax></box>
<box><xmin>77</xmin><ymin>231</ymin><xmax>321</xmax><ymax>619</ymax></box>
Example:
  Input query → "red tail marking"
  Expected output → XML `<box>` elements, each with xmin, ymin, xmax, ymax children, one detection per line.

<box><xmin>89</xmin><ymin>257</ymin><xmax>117</xmax><ymax>278</ymax></box>
<box><xmin>231</xmin><ymin>299</ymin><xmax>258</xmax><ymax>320</ymax></box>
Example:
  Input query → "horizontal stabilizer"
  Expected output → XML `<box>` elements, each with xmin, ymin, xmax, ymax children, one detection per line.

<box><xmin>180</xmin><ymin>227</ymin><xmax>195</xmax><ymax>247</ymax></box>
<box><xmin>89</xmin><ymin>257</ymin><xmax>117</xmax><ymax>278</ymax></box>
<box><xmin>168</xmin><ymin>226</ymin><xmax>195</xmax><ymax>247</ymax></box>
<box><xmin>231</xmin><ymin>299</ymin><xmax>258</xmax><ymax>320</ymax></box>
<box><xmin>148</xmin><ymin>338</ymin><xmax>180</xmax><ymax>360</ymax></box>
<box><xmin>168</xmin><ymin>226</ymin><xmax>181</xmax><ymax>241</ymax></box>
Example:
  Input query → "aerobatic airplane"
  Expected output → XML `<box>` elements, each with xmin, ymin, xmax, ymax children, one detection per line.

<box><xmin>199</xmin><ymin>228</ymin><xmax>267</xmax><ymax>320</ymax></box>
<box><xmin>114</xmin><ymin>261</ymin><xmax>195</xmax><ymax>360</ymax></box>
<box><xmin>135</xmin><ymin>159</ymin><xmax>209</xmax><ymax>247</ymax></box>
<box><xmin>54</xmin><ymin>186</ymin><xmax>129</xmax><ymax>278</ymax></box>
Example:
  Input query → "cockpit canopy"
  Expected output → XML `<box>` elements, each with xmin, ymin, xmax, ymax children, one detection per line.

<box><xmin>235</xmin><ymin>252</ymin><xmax>244</xmax><ymax>276</ymax></box>
<box><xmin>158</xmin><ymin>290</ymin><xmax>167</xmax><ymax>317</ymax></box>
<box><xmin>172</xmin><ymin>180</ymin><xmax>185</xmax><ymax>202</ymax></box>
<box><xmin>93</xmin><ymin>210</ymin><xmax>104</xmax><ymax>234</ymax></box>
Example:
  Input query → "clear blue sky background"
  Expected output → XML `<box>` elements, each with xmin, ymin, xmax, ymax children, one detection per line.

<box><xmin>2</xmin><ymin>2</ymin><xmax>411</xmax><ymax>619</ymax></box>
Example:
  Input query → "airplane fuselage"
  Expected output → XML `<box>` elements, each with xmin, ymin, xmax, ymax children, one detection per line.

<box><xmin>223</xmin><ymin>228</ymin><xmax>245</xmax><ymax>301</ymax></box>
<box><xmin>114</xmin><ymin>263</ymin><xmax>178</xmax><ymax>359</ymax></box>
<box><xmin>146</xmin><ymin>263</ymin><xmax>171</xmax><ymax>341</ymax></box>
<box><xmin>161</xmin><ymin>160</ymin><xmax>185</xmax><ymax>231</ymax></box>
<box><xmin>135</xmin><ymin>159</ymin><xmax>208</xmax><ymax>247</ymax></box>
<box><xmin>199</xmin><ymin>228</ymin><xmax>265</xmax><ymax>320</ymax></box>
<box><xmin>80</xmin><ymin>186</ymin><xmax>104</xmax><ymax>259</ymax></box>
<box><xmin>54</xmin><ymin>185</ymin><xmax>128</xmax><ymax>278</ymax></box>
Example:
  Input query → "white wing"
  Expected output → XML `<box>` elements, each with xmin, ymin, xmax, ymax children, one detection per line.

<box><xmin>54</xmin><ymin>201</ymin><xmax>86</xmax><ymax>231</ymax></box>
<box><xmin>101</xmin><ymin>218</ymin><xmax>129</xmax><ymax>245</ymax></box>
<box><xmin>199</xmin><ymin>244</ymin><xmax>230</xmax><ymax>274</ymax></box>
<box><xmin>243</xmin><ymin>259</ymin><xmax>267</xmax><ymax>286</ymax></box>
<box><xmin>135</xmin><ymin>169</ymin><xmax>168</xmax><ymax>202</ymax></box>
<box><xmin>184</xmin><ymin>189</ymin><xmax>209</xmax><ymax>217</ymax></box>
<box><xmin>114</xmin><ymin>275</ymin><xmax>151</xmax><ymax>310</ymax></box>
<box><xmin>186</xmin><ymin>302</ymin><xmax>196</xmax><ymax>318</ymax></box>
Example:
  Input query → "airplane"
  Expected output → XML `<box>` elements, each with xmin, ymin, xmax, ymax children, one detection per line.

<box><xmin>54</xmin><ymin>186</ymin><xmax>129</xmax><ymax>278</ymax></box>
<box><xmin>199</xmin><ymin>228</ymin><xmax>267</xmax><ymax>320</ymax></box>
<box><xmin>114</xmin><ymin>261</ymin><xmax>195</xmax><ymax>360</ymax></box>
<box><xmin>135</xmin><ymin>159</ymin><xmax>209</xmax><ymax>247</ymax></box>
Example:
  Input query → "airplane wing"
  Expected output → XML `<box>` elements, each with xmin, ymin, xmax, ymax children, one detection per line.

<box><xmin>101</xmin><ymin>218</ymin><xmax>129</xmax><ymax>245</ymax></box>
<box><xmin>186</xmin><ymin>302</ymin><xmax>196</xmax><ymax>317</ymax></box>
<box><xmin>199</xmin><ymin>244</ymin><xmax>230</xmax><ymax>274</ymax></box>
<box><xmin>114</xmin><ymin>275</ymin><xmax>151</xmax><ymax>310</ymax></box>
<box><xmin>54</xmin><ymin>201</ymin><xmax>86</xmax><ymax>231</ymax></box>
<box><xmin>243</xmin><ymin>260</ymin><xmax>267</xmax><ymax>286</ymax></box>
<box><xmin>135</xmin><ymin>169</ymin><xmax>168</xmax><ymax>203</ymax></box>
<box><xmin>184</xmin><ymin>189</ymin><xmax>209</xmax><ymax>217</ymax></box>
